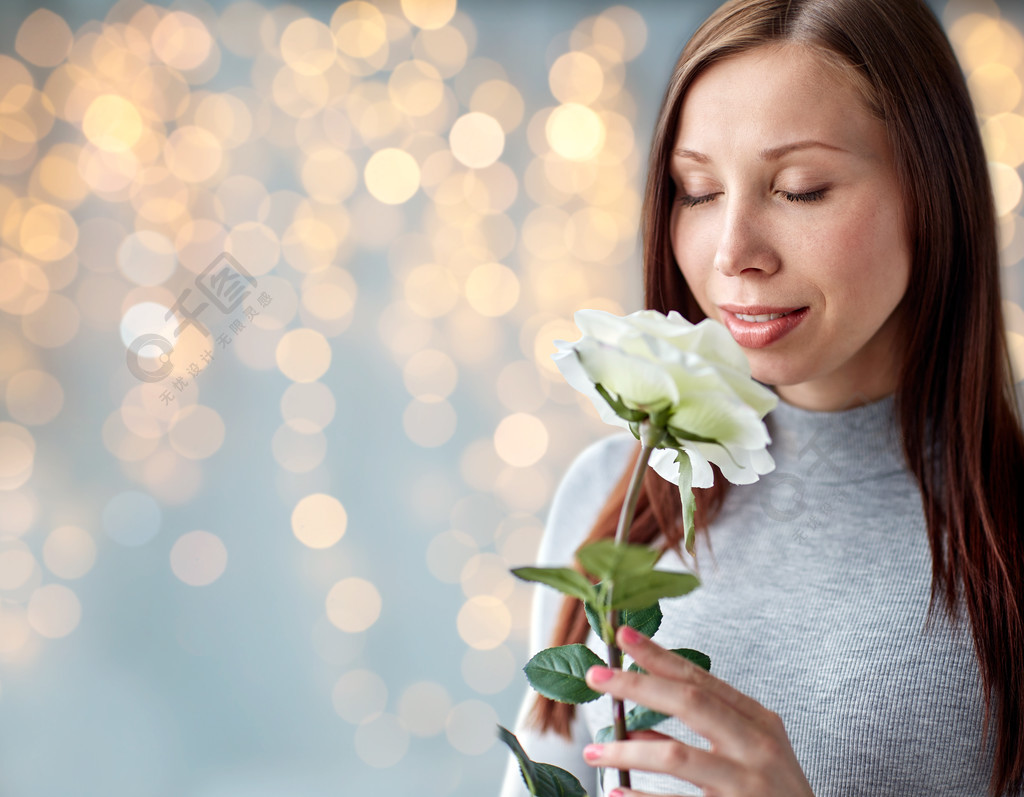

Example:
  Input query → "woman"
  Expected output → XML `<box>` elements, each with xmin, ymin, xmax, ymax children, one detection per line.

<box><xmin>500</xmin><ymin>0</ymin><xmax>1024</xmax><ymax>795</ymax></box>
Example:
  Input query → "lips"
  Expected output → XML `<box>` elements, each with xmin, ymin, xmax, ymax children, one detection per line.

<box><xmin>718</xmin><ymin>304</ymin><xmax>809</xmax><ymax>348</ymax></box>
<box><xmin>719</xmin><ymin>304</ymin><xmax>805</xmax><ymax>316</ymax></box>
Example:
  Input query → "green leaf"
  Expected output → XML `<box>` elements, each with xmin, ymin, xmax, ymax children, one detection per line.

<box><xmin>628</xmin><ymin>647</ymin><xmax>712</xmax><ymax>674</ymax></box>
<box><xmin>512</xmin><ymin>567</ymin><xmax>597</xmax><ymax>604</ymax></box>
<box><xmin>593</xmin><ymin>703</ymin><xmax>670</xmax><ymax>744</ymax></box>
<box><xmin>577</xmin><ymin>540</ymin><xmax>660</xmax><ymax>582</ymax></box>
<box><xmin>497</xmin><ymin>726</ymin><xmax>588</xmax><ymax>797</ymax></box>
<box><xmin>676</xmin><ymin>451</ymin><xmax>697</xmax><ymax>556</ymax></box>
<box><xmin>583</xmin><ymin>599</ymin><xmax>662</xmax><ymax>646</ymax></box>
<box><xmin>524</xmin><ymin>644</ymin><xmax>606</xmax><ymax>704</ymax></box>
<box><xmin>583</xmin><ymin>601</ymin><xmax>611</xmax><ymax>646</ymax></box>
<box><xmin>533</xmin><ymin>763</ymin><xmax>589</xmax><ymax>797</ymax></box>
<box><xmin>609</xmin><ymin>570</ymin><xmax>700</xmax><ymax>610</ymax></box>
<box><xmin>622</xmin><ymin>602</ymin><xmax>663</xmax><ymax>638</ymax></box>
<box><xmin>624</xmin><ymin>703</ymin><xmax>669</xmax><ymax>732</ymax></box>
<box><xmin>497</xmin><ymin>725</ymin><xmax>539</xmax><ymax>795</ymax></box>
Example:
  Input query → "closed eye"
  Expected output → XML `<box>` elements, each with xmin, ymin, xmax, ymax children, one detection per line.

<box><xmin>781</xmin><ymin>189</ymin><xmax>827</xmax><ymax>202</ymax></box>
<box><xmin>677</xmin><ymin>193</ymin><xmax>718</xmax><ymax>208</ymax></box>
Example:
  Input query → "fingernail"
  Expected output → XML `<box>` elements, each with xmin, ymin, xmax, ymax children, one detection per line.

<box><xmin>588</xmin><ymin>665</ymin><xmax>614</xmax><ymax>683</ymax></box>
<box><xmin>583</xmin><ymin>744</ymin><xmax>603</xmax><ymax>761</ymax></box>
<box><xmin>608</xmin><ymin>790</ymin><xmax>624</xmax><ymax>797</ymax></box>
<box><xmin>619</xmin><ymin>625</ymin><xmax>644</xmax><ymax>645</ymax></box>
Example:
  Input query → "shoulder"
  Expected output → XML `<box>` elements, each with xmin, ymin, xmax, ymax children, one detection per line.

<box><xmin>537</xmin><ymin>433</ymin><xmax>637</xmax><ymax>568</ymax></box>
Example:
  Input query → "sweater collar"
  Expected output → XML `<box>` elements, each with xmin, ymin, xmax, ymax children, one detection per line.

<box><xmin>764</xmin><ymin>393</ymin><xmax>906</xmax><ymax>483</ymax></box>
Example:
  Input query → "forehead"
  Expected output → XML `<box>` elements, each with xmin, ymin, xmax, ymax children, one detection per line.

<box><xmin>675</xmin><ymin>44</ymin><xmax>884</xmax><ymax>155</ymax></box>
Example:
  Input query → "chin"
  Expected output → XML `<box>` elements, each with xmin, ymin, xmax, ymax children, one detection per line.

<box><xmin>745</xmin><ymin>358</ymin><xmax>802</xmax><ymax>389</ymax></box>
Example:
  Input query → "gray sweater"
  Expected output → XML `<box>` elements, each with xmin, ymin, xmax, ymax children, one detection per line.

<box><xmin>500</xmin><ymin>394</ymin><xmax>1004</xmax><ymax>796</ymax></box>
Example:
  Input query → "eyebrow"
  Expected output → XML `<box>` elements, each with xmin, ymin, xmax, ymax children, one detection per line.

<box><xmin>672</xmin><ymin>140</ymin><xmax>849</xmax><ymax>163</ymax></box>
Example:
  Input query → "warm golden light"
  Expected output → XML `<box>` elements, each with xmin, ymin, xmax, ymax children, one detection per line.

<box><xmin>364</xmin><ymin>148</ymin><xmax>421</xmax><ymax>204</ymax></box>
<box><xmin>401</xmin><ymin>0</ymin><xmax>457</xmax><ymax>31</ymax></box>
<box><xmin>280</xmin><ymin>17</ymin><xmax>337</xmax><ymax>76</ymax></box>
<box><xmin>275</xmin><ymin>328</ymin><xmax>332</xmax><ymax>382</ymax></box>
<box><xmin>493</xmin><ymin>412</ymin><xmax>549</xmax><ymax>467</ymax></box>
<box><xmin>464</xmin><ymin>261</ymin><xmax>519</xmax><ymax>316</ymax></box>
<box><xmin>456</xmin><ymin>594</ymin><xmax>510</xmax><ymax>650</ymax></box>
<box><xmin>549</xmin><ymin>51</ymin><xmax>604</xmax><ymax>105</ymax></box>
<box><xmin>990</xmin><ymin>160</ymin><xmax>1023</xmax><ymax>216</ymax></box>
<box><xmin>449</xmin><ymin>111</ymin><xmax>504</xmax><ymax>169</ymax></box>
<box><xmin>151</xmin><ymin>11</ymin><xmax>213</xmax><ymax>71</ymax></box>
<box><xmin>546</xmin><ymin>103</ymin><xmax>606</xmax><ymax>161</ymax></box>
<box><xmin>291</xmin><ymin>493</ymin><xmax>348</xmax><ymax>549</ymax></box>
<box><xmin>82</xmin><ymin>94</ymin><xmax>143</xmax><ymax>153</ymax></box>
<box><xmin>15</xmin><ymin>9</ymin><xmax>73</xmax><ymax>68</ymax></box>
<box><xmin>331</xmin><ymin>1</ymin><xmax>389</xmax><ymax>60</ymax></box>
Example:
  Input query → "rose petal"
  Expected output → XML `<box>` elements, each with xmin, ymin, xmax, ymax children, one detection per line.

<box><xmin>575</xmin><ymin>339</ymin><xmax>679</xmax><ymax>412</ymax></box>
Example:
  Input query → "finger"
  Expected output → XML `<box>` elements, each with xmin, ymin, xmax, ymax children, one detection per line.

<box><xmin>582</xmin><ymin>738</ymin><xmax>743</xmax><ymax>789</ymax></box>
<box><xmin>617</xmin><ymin>625</ymin><xmax>771</xmax><ymax>725</ymax></box>
<box><xmin>584</xmin><ymin>664</ymin><xmax>758</xmax><ymax>758</ymax></box>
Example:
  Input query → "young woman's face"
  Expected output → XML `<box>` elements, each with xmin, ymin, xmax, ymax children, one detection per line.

<box><xmin>670</xmin><ymin>44</ymin><xmax>911</xmax><ymax>411</ymax></box>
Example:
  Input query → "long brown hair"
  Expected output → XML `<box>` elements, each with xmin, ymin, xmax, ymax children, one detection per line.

<box><xmin>531</xmin><ymin>1</ymin><xmax>1024</xmax><ymax>794</ymax></box>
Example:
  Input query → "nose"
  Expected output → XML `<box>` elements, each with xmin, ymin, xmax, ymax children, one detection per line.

<box><xmin>712</xmin><ymin>200</ymin><xmax>781</xmax><ymax>277</ymax></box>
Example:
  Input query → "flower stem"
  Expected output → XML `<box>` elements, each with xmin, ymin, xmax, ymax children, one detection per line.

<box><xmin>606</xmin><ymin>423</ymin><xmax>663</xmax><ymax>788</ymax></box>
<box><xmin>614</xmin><ymin>429</ymin><xmax>659</xmax><ymax>545</ymax></box>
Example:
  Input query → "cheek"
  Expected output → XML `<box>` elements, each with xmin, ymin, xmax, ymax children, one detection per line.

<box><xmin>671</xmin><ymin>214</ymin><xmax>715</xmax><ymax>307</ymax></box>
<box><xmin>816</xmin><ymin>202</ymin><xmax>909</xmax><ymax>307</ymax></box>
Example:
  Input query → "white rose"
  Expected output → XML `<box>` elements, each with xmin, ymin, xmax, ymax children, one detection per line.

<box><xmin>552</xmin><ymin>308</ymin><xmax>778</xmax><ymax>487</ymax></box>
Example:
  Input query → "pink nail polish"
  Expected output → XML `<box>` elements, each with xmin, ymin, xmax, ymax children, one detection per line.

<box><xmin>588</xmin><ymin>665</ymin><xmax>614</xmax><ymax>683</ymax></box>
<box><xmin>608</xmin><ymin>790</ymin><xmax>624</xmax><ymax>797</ymax></box>
<box><xmin>619</xmin><ymin>625</ymin><xmax>644</xmax><ymax>645</ymax></box>
<box><xmin>583</xmin><ymin>744</ymin><xmax>603</xmax><ymax>761</ymax></box>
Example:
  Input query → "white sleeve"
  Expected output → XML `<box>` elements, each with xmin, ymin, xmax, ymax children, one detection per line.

<box><xmin>499</xmin><ymin>434</ymin><xmax>636</xmax><ymax>797</ymax></box>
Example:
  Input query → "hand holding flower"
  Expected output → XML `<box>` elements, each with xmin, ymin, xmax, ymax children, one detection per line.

<box><xmin>582</xmin><ymin>626</ymin><xmax>816</xmax><ymax>797</ymax></box>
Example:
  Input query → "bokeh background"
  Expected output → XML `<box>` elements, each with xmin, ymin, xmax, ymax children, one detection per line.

<box><xmin>0</xmin><ymin>0</ymin><xmax>1022</xmax><ymax>795</ymax></box>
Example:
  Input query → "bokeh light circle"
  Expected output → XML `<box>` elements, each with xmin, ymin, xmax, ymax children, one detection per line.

<box><xmin>364</xmin><ymin>148</ymin><xmax>420</xmax><ymax>204</ymax></box>
<box><xmin>42</xmin><ymin>525</ymin><xmax>96</xmax><ymax>580</ymax></box>
<box><xmin>546</xmin><ymin>103</ymin><xmax>606</xmax><ymax>161</ymax></box>
<box><xmin>449</xmin><ymin>112</ymin><xmax>505</xmax><ymax>169</ymax></box>
<box><xmin>326</xmin><ymin>578</ymin><xmax>382</xmax><ymax>632</ymax></box>
<box><xmin>27</xmin><ymin>584</ymin><xmax>81</xmax><ymax>638</ymax></box>
<box><xmin>456</xmin><ymin>595</ymin><xmax>510</xmax><ymax>650</ymax></box>
<box><xmin>291</xmin><ymin>493</ymin><xmax>347</xmax><ymax>549</ymax></box>
<box><xmin>276</xmin><ymin>328</ymin><xmax>332</xmax><ymax>382</ymax></box>
<box><xmin>170</xmin><ymin>530</ymin><xmax>228</xmax><ymax>586</ymax></box>
<box><xmin>494</xmin><ymin>413</ymin><xmax>549</xmax><ymax>467</ymax></box>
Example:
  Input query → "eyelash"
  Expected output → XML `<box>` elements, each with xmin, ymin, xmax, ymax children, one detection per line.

<box><xmin>781</xmin><ymin>189</ymin><xmax>827</xmax><ymax>203</ymax></box>
<box><xmin>676</xmin><ymin>189</ymin><xmax>828</xmax><ymax>207</ymax></box>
